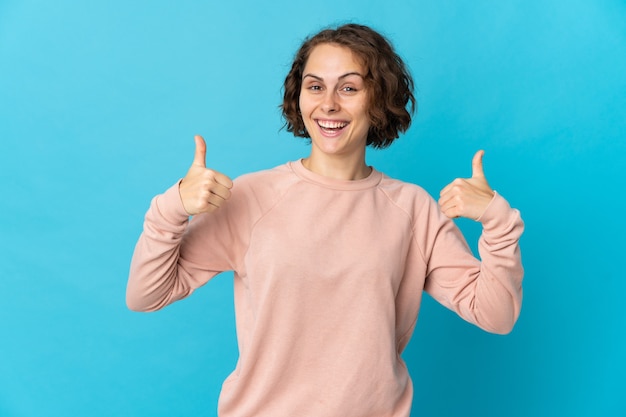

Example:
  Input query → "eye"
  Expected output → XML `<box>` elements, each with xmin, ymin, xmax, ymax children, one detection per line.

<box><xmin>340</xmin><ymin>86</ymin><xmax>359</xmax><ymax>94</ymax></box>
<box><xmin>304</xmin><ymin>84</ymin><xmax>323</xmax><ymax>92</ymax></box>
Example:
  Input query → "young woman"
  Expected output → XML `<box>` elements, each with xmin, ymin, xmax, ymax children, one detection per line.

<box><xmin>127</xmin><ymin>23</ymin><xmax>524</xmax><ymax>417</ymax></box>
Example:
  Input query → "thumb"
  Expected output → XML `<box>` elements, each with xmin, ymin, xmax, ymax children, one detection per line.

<box><xmin>471</xmin><ymin>150</ymin><xmax>485</xmax><ymax>179</ymax></box>
<box><xmin>192</xmin><ymin>135</ymin><xmax>207</xmax><ymax>168</ymax></box>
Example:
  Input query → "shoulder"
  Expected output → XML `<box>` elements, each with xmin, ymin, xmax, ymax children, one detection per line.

<box><xmin>372</xmin><ymin>172</ymin><xmax>454</xmax><ymax>239</ymax></box>
<box><xmin>235</xmin><ymin>163</ymin><xmax>293</xmax><ymax>184</ymax></box>
<box><xmin>373</xmin><ymin>173</ymin><xmax>445</xmax><ymax>229</ymax></box>
<box><xmin>233</xmin><ymin>162</ymin><xmax>298</xmax><ymax>191</ymax></box>
<box><xmin>229</xmin><ymin>162</ymin><xmax>301</xmax><ymax>206</ymax></box>
<box><xmin>377</xmin><ymin>173</ymin><xmax>436</xmax><ymax>207</ymax></box>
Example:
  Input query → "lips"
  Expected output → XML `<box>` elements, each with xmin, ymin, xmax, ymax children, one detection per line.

<box><xmin>316</xmin><ymin>119</ymin><xmax>349</xmax><ymax>135</ymax></box>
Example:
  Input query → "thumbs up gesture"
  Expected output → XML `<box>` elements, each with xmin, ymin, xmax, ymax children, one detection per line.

<box><xmin>438</xmin><ymin>150</ymin><xmax>495</xmax><ymax>221</ymax></box>
<box><xmin>179</xmin><ymin>135</ymin><xmax>233</xmax><ymax>216</ymax></box>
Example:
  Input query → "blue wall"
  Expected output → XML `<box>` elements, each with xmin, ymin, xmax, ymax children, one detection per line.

<box><xmin>1</xmin><ymin>1</ymin><xmax>624</xmax><ymax>416</ymax></box>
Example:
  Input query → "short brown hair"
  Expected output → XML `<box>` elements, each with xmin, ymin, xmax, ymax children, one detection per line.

<box><xmin>281</xmin><ymin>23</ymin><xmax>416</xmax><ymax>149</ymax></box>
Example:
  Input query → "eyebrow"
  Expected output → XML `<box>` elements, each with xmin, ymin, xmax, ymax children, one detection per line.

<box><xmin>302</xmin><ymin>72</ymin><xmax>364</xmax><ymax>81</ymax></box>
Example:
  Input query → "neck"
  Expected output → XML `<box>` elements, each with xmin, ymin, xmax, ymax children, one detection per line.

<box><xmin>302</xmin><ymin>150</ymin><xmax>371</xmax><ymax>181</ymax></box>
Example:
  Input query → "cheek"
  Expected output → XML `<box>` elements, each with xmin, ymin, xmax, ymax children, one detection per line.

<box><xmin>359</xmin><ymin>102</ymin><xmax>374</xmax><ymax>127</ymax></box>
<box><xmin>354</xmin><ymin>102</ymin><xmax>372</xmax><ymax>124</ymax></box>
<box><xmin>298</xmin><ymin>95</ymin><xmax>314</xmax><ymax>133</ymax></box>
<box><xmin>297</xmin><ymin>96</ymin><xmax>304</xmax><ymax>114</ymax></box>
<box><xmin>298</xmin><ymin>92</ymin><xmax>312</xmax><ymax>115</ymax></box>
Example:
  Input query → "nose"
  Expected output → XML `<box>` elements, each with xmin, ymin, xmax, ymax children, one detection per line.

<box><xmin>321</xmin><ymin>90</ymin><xmax>339</xmax><ymax>113</ymax></box>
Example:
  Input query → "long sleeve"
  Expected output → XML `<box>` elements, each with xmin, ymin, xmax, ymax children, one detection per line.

<box><xmin>126</xmin><ymin>181</ymin><xmax>235</xmax><ymax>312</ymax></box>
<box><xmin>126</xmin><ymin>172</ymin><xmax>273</xmax><ymax>313</ymax></box>
<box><xmin>422</xmin><ymin>192</ymin><xmax>524</xmax><ymax>334</ymax></box>
<box><xmin>126</xmin><ymin>182</ymin><xmax>196</xmax><ymax>311</ymax></box>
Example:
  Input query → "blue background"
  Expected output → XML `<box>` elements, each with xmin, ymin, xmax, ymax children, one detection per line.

<box><xmin>1</xmin><ymin>0</ymin><xmax>625</xmax><ymax>416</ymax></box>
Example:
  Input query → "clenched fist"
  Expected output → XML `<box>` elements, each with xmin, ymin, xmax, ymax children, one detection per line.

<box><xmin>179</xmin><ymin>135</ymin><xmax>233</xmax><ymax>216</ymax></box>
<box><xmin>438</xmin><ymin>150</ymin><xmax>495</xmax><ymax>221</ymax></box>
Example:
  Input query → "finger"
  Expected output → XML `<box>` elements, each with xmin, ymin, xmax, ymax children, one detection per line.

<box><xmin>471</xmin><ymin>150</ymin><xmax>485</xmax><ymax>179</ymax></box>
<box><xmin>205</xmin><ymin>188</ymin><xmax>232</xmax><ymax>209</ymax></box>
<box><xmin>208</xmin><ymin>182</ymin><xmax>232</xmax><ymax>201</ymax></box>
<box><xmin>438</xmin><ymin>193</ymin><xmax>453</xmax><ymax>209</ymax></box>
<box><xmin>439</xmin><ymin>199</ymin><xmax>459</xmax><ymax>218</ymax></box>
<box><xmin>439</xmin><ymin>178</ymin><xmax>467</xmax><ymax>198</ymax></box>
<box><xmin>439</xmin><ymin>183</ymin><xmax>452</xmax><ymax>198</ymax></box>
<box><xmin>439</xmin><ymin>192</ymin><xmax>461</xmax><ymax>215</ymax></box>
<box><xmin>206</xmin><ymin>193</ymin><xmax>227</xmax><ymax>209</ymax></box>
<box><xmin>213</xmin><ymin>171</ymin><xmax>234</xmax><ymax>189</ymax></box>
<box><xmin>439</xmin><ymin>179</ymin><xmax>458</xmax><ymax>197</ymax></box>
<box><xmin>192</xmin><ymin>135</ymin><xmax>207</xmax><ymax>168</ymax></box>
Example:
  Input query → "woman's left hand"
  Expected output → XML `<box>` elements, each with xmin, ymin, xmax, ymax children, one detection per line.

<box><xmin>438</xmin><ymin>150</ymin><xmax>495</xmax><ymax>221</ymax></box>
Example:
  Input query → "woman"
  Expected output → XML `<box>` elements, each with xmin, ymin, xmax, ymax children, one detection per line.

<box><xmin>127</xmin><ymin>23</ymin><xmax>524</xmax><ymax>417</ymax></box>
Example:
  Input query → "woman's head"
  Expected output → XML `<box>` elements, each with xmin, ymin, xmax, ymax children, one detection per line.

<box><xmin>281</xmin><ymin>23</ymin><xmax>416</xmax><ymax>149</ymax></box>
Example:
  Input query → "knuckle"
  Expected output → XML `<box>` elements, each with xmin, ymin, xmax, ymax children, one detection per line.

<box><xmin>202</xmin><ymin>169</ymin><xmax>216</xmax><ymax>180</ymax></box>
<box><xmin>197</xmin><ymin>195</ymin><xmax>208</xmax><ymax>207</ymax></box>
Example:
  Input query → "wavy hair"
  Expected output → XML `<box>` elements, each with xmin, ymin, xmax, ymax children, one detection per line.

<box><xmin>281</xmin><ymin>23</ymin><xmax>416</xmax><ymax>149</ymax></box>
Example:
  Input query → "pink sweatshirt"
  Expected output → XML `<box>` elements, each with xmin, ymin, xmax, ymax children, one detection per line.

<box><xmin>127</xmin><ymin>160</ymin><xmax>524</xmax><ymax>417</ymax></box>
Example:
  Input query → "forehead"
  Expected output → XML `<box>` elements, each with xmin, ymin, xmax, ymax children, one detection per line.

<box><xmin>303</xmin><ymin>43</ymin><xmax>365</xmax><ymax>76</ymax></box>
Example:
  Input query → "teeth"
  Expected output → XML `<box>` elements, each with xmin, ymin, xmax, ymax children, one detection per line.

<box><xmin>318</xmin><ymin>120</ymin><xmax>348</xmax><ymax>129</ymax></box>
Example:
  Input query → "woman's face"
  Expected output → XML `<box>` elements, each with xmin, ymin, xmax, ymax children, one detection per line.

<box><xmin>299</xmin><ymin>43</ymin><xmax>371</xmax><ymax>159</ymax></box>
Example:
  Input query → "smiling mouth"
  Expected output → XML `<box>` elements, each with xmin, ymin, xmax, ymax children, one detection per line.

<box><xmin>317</xmin><ymin>119</ymin><xmax>349</xmax><ymax>133</ymax></box>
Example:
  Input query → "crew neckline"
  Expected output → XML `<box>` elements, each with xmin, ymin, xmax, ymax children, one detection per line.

<box><xmin>289</xmin><ymin>159</ymin><xmax>382</xmax><ymax>191</ymax></box>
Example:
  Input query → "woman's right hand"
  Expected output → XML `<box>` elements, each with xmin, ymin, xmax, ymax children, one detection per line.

<box><xmin>179</xmin><ymin>135</ymin><xmax>233</xmax><ymax>216</ymax></box>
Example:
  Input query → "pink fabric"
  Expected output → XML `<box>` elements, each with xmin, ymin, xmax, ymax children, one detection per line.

<box><xmin>127</xmin><ymin>159</ymin><xmax>524</xmax><ymax>417</ymax></box>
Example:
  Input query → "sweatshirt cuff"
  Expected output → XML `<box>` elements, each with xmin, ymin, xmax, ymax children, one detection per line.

<box><xmin>476</xmin><ymin>192</ymin><xmax>519</xmax><ymax>229</ymax></box>
<box><xmin>152</xmin><ymin>180</ymin><xmax>191</xmax><ymax>226</ymax></box>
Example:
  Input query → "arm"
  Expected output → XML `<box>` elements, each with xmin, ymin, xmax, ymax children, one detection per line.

<box><xmin>126</xmin><ymin>183</ymin><xmax>198</xmax><ymax>311</ymax></box>
<box><xmin>424</xmin><ymin>151</ymin><xmax>524</xmax><ymax>334</ymax></box>
<box><xmin>424</xmin><ymin>193</ymin><xmax>524</xmax><ymax>334</ymax></box>
<box><xmin>126</xmin><ymin>136</ymin><xmax>233</xmax><ymax>312</ymax></box>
